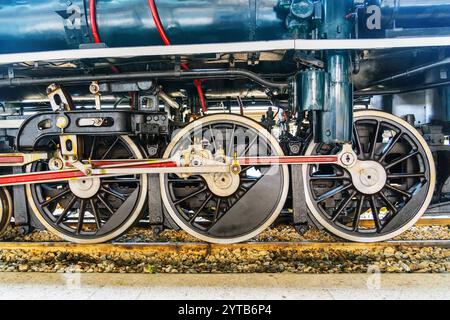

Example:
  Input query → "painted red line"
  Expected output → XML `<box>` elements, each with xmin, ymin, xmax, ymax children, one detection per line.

<box><xmin>0</xmin><ymin>156</ymin><xmax>24</xmax><ymax>164</ymax></box>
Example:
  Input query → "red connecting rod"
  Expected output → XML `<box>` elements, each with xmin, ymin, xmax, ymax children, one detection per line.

<box><xmin>0</xmin><ymin>155</ymin><xmax>339</xmax><ymax>187</ymax></box>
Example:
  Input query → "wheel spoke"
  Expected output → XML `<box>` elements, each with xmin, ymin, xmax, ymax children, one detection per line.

<box><xmin>379</xmin><ymin>190</ymin><xmax>398</xmax><ymax>214</ymax></box>
<box><xmin>378</xmin><ymin>132</ymin><xmax>402</xmax><ymax>163</ymax></box>
<box><xmin>90</xmin><ymin>199</ymin><xmax>102</xmax><ymax>229</ymax></box>
<box><xmin>101</xmin><ymin>187</ymin><xmax>126</xmax><ymax>201</ymax></box>
<box><xmin>76</xmin><ymin>200</ymin><xmax>86</xmax><ymax>235</ymax></box>
<box><xmin>56</xmin><ymin>196</ymin><xmax>77</xmax><ymax>225</ymax></box>
<box><xmin>353</xmin><ymin>125</ymin><xmax>363</xmax><ymax>156</ymax></box>
<box><xmin>369</xmin><ymin>196</ymin><xmax>382</xmax><ymax>233</ymax></box>
<box><xmin>352</xmin><ymin>195</ymin><xmax>365</xmax><ymax>232</ymax></box>
<box><xmin>239</xmin><ymin>135</ymin><xmax>258</xmax><ymax>157</ymax></box>
<box><xmin>385</xmin><ymin>184</ymin><xmax>412</xmax><ymax>199</ymax></box>
<box><xmin>385</xmin><ymin>150</ymin><xmax>419</xmax><ymax>169</ymax></box>
<box><xmin>40</xmin><ymin>188</ymin><xmax>70</xmax><ymax>207</ymax></box>
<box><xmin>332</xmin><ymin>190</ymin><xmax>357</xmax><ymax>222</ymax></box>
<box><xmin>370</xmin><ymin>121</ymin><xmax>381</xmax><ymax>159</ymax></box>
<box><xmin>387</xmin><ymin>173</ymin><xmax>425</xmax><ymax>179</ymax></box>
<box><xmin>227</xmin><ymin>124</ymin><xmax>236</xmax><ymax>157</ymax></box>
<box><xmin>97</xmin><ymin>195</ymin><xmax>115</xmax><ymax>215</ymax></box>
<box><xmin>173</xmin><ymin>187</ymin><xmax>208</xmax><ymax>205</ymax></box>
<box><xmin>189</xmin><ymin>194</ymin><xmax>213</xmax><ymax>224</ymax></box>
<box><xmin>316</xmin><ymin>184</ymin><xmax>352</xmax><ymax>203</ymax></box>
<box><xmin>209</xmin><ymin>125</ymin><xmax>218</xmax><ymax>152</ymax></box>
<box><xmin>310</xmin><ymin>174</ymin><xmax>347</xmax><ymax>181</ymax></box>
<box><xmin>89</xmin><ymin>136</ymin><xmax>97</xmax><ymax>160</ymax></box>
<box><xmin>101</xmin><ymin>137</ymin><xmax>119</xmax><ymax>160</ymax></box>
<box><xmin>214</xmin><ymin>198</ymin><xmax>222</xmax><ymax>222</ymax></box>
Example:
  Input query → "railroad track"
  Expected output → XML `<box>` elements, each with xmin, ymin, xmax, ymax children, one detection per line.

<box><xmin>0</xmin><ymin>239</ymin><xmax>448</xmax><ymax>254</ymax></box>
<box><xmin>360</xmin><ymin>215</ymin><xmax>450</xmax><ymax>227</ymax></box>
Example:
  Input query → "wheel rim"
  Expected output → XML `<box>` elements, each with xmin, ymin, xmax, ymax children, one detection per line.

<box><xmin>0</xmin><ymin>187</ymin><xmax>12</xmax><ymax>236</ymax></box>
<box><xmin>160</xmin><ymin>114</ymin><xmax>289</xmax><ymax>244</ymax></box>
<box><xmin>26</xmin><ymin>135</ymin><xmax>148</xmax><ymax>243</ymax></box>
<box><xmin>303</xmin><ymin>110</ymin><xmax>435</xmax><ymax>242</ymax></box>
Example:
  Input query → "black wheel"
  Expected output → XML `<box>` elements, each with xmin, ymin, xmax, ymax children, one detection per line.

<box><xmin>26</xmin><ymin>135</ymin><xmax>148</xmax><ymax>243</ymax></box>
<box><xmin>160</xmin><ymin>114</ymin><xmax>289</xmax><ymax>243</ymax></box>
<box><xmin>0</xmin><ymin>187</ymin><xmax>12</xmax><ymax>236</ymax></box>
<box><xmin>303</xmin><ymin>110</ymin><xmax>435</xmax><ymax>242</ymax></box>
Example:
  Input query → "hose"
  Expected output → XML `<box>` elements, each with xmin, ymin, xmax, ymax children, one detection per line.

<box><xmin>147</xmin><ymin>0</ymin><xmax>207</xmax><ymax>113</ymax></box>
<box><xmin>89</xmin><ymin>0</ymin><xmax>136</xmax><ymax>107</ymax></box>
<box><xmin>88</xmin><ymin>0</ymin><xmax>101</xmax><ymax>45</ymax></box>
<box><xmin>88</xmin><ymin>0</ymin><xmax>120</xmax><ymax>74</ymax></box>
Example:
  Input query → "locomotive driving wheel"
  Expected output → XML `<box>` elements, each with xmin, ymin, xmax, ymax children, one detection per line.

<box><xmin>26</xmin><ymin>135</ymin><xmax>148</xmax><ymax>243</ymax></box>
<box><xmin>303</xmin><ymin>110</ymin><xmax>435</xmax><ymax>242</ymax></box>
<box><xmin>160</xmin><ymin>114</ymin><xmax>289</xmax><ymax>244</ymax></box>
<box><xmin>0</xmin><ymin>187</ymin><xmax>12</xmax><ymax>236</ymax></box>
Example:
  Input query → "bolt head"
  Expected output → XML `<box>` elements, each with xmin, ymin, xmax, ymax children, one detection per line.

<box><xmin>340</xmin><ymin>152</ymin><xmax>356</xmax><ymax>166</ymax></box>
<box><xmin>56</xmin><ymin>116</ymin><xmax>69</xmax><ymax>129</ymax></box>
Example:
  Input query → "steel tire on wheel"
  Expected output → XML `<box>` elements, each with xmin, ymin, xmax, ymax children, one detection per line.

<box><xmin>26</xmin><ymin>135</ymin><xmax>148</xmax><ymax>244</ymax></box>
<box><xmin>302</xmin><ymin>110</ymin><xmax>436</xmax><ymax>242</ymax></box>
<box><xmin>160</xmin><ymin>114</ymin><xmax>289</xmax><ymax>244</ymax></box>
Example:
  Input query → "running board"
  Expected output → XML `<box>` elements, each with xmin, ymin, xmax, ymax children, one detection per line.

<box><xmin>1</xmin><ymin>37</ymin><xmax>450</xmax><ymax>65</ymax></box>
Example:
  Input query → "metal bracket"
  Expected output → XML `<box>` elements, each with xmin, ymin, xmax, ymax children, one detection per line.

<box><xmin>46</xmin><ymin>84</ymin><xmax>75</xmax><ymax>111</ymax></box>
<box><xmin>147</xmin><ymin>174</ymin><xmax>164</xmax><ymax>234</ymax></box>
<box><xmin>291</xmin><ymin>164</ymin><xmax>309</xmax><ymax>230</ymax></box>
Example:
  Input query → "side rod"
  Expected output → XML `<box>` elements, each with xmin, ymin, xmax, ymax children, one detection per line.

<box><xmin>0</xmin><ymin>155</ymin><xmax>339</xmax><ymax>187</ymax></box>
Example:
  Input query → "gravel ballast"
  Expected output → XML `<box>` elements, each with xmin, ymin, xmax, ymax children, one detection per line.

<box><xmin>0</xmin><ymin>244</ymin><xmax>448</xmax><ymax>274</ymax></box>
<box><xmin>0</xmin><ymin>224</ymin><xmax>448</xmax><ymax>274</ymax></box>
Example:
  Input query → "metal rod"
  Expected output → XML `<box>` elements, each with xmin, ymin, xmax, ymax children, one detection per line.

<box><xmin>0</xmin><ymin>154</ymin><xmax>339</xmax><ymax>187</ymax></box>
<box><xmin>355</xmin><ymin>80</ymin><xmax>450</xmax><ymax>97</ymax></box>
<box><xmin>366</xmin><ymin>57</ymin><xmax>450</xmax><ymax>87</ymax></box>
<box><xmin>0</xmin><ymin>69</ymin><xmax>289</xmax><ymax>90</ymax></box>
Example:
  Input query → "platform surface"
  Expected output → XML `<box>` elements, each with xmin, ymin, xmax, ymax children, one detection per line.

<box><xmin>0</xmin><ymin>273</ymin><xmax>448</xmax><ymax>300</ymax></box>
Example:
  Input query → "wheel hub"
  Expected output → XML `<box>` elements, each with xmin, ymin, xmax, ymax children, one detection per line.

<box><xmin>68</xmin><ymin>177</ymin><xmax>101</xmax><ymax>199</ymax></box>
<box><xmin>349</xmin><ymin>160</ymin><xmax>386</xmax><ymax>195</ymax></box>
<box><xmin>204</xmin><ymin>172</ymin><xmax>240</xmax><ymax>197</ymax></box>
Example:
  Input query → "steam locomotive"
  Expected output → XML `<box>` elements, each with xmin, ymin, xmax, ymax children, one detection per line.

<box><xmin>0</xmin><ymin>0</ymin><xmax>448</xmax><ymax>244</ymax></box>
